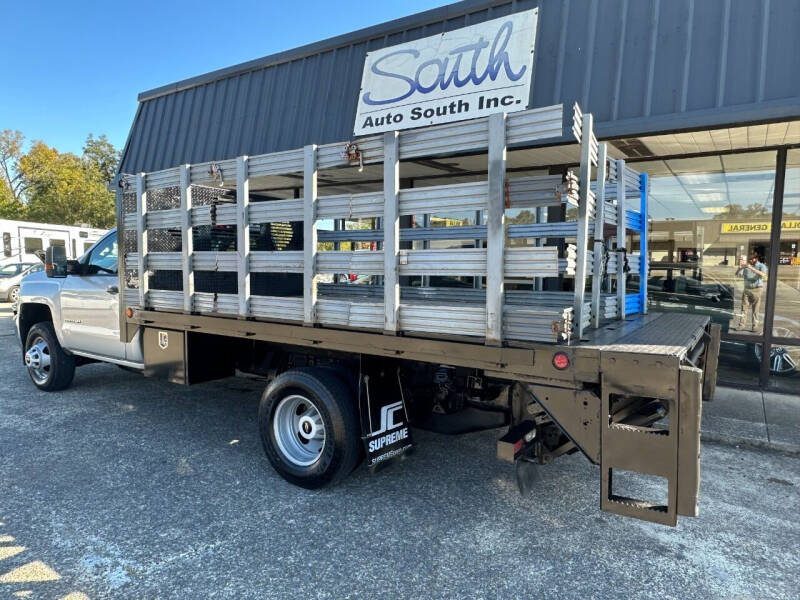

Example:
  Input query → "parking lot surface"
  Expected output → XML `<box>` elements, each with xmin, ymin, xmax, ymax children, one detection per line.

<box><xmin>1</xmin><ymin>303</ymin><xmax>798</xmax><ymax>599</ymax></box>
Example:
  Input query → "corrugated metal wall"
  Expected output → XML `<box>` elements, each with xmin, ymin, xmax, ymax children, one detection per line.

<box><xmin>119</xmin><ymin>0</ymin><xmax>800</xmax><ymax>174</ymax></box>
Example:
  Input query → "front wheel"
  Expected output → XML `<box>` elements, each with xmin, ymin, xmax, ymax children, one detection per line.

<box><xmin>8</xmin><ymin>286</ymin><xmax>20</xmax><ymax>303</ymax></box>
<box><xmin>258</xmin><ymin>368</ymin><xmax>362</xmax><ymax>489</ymax></box>
<box><xmin>24</xmin><ymin>322</ymin><xmax>76</xmax><ymax>391</ymax></box>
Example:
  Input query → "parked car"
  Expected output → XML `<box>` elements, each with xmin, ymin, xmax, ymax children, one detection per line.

<box><xmin>0</xmin><ymin>262</ymin><xmax>36</xmax><ymax>278</ymax></box>
<box><xmin>647</xmin><ymin>273</ymin><xmax>734</xmax><ymax>307</ymax></box>
<box><xmin>0</xmin><ymin>262</ymin><xmax>43</xmax><ymax>302</ymax></box>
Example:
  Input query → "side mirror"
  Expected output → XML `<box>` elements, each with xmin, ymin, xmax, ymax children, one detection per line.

<box><xmin>45</xmin><ymin>246</ymin><xmax>68</xmax><ymax>278</ymax></box>
<box><xmin>66</xmin><ymin>260</ymin><xmax>82</xmax><ymax>275</ymax></box>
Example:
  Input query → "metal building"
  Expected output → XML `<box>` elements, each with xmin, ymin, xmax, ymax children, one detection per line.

<box><xmin>118</xmin><ymin>0</ymin><xmax>800</xmax><ymax>391</ymax></box>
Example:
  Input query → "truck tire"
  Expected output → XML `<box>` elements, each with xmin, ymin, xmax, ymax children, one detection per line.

<box><xmin>258</xmin><ymin>367</ymin><xmax>362</xmax><ymax>489</ymax></box>
<box><xmin>24</xmin><ymin>322</ymin><xmax>76</xmax><ymax>391</ymax></box>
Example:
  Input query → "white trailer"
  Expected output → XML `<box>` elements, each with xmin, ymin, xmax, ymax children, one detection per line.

<box><xmin>0</xmin><ymin>219</ymin><xmax>105</xmax><ymax>265</ymax></box>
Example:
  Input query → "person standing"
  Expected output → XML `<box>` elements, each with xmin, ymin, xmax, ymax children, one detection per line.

<box><xmin>735</xmin><ymin>252</ymin><xmax>767</xmax><ymax>331</ymax></box>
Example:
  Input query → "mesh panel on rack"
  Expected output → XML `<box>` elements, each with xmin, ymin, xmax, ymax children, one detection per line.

<box><xmin>122</xmin><ymin>192</ymin><xmax>136</xmax><ymax>214</ymax></box>
<box><xmin>193</xmin><ymin>226</ymin><xmax>237</xmax><ymax>251</ymax></box>
<box><xmin>122</xmin><ymin>229</ymin><xmax>137</xmax><ymax>254</ymax></box>
<box><xmin>191</xmin><ymin>185</ymin><xmax>230</xmax><ymax>206</ymax></box>
<box><xmin>150</xmin><ymin>270</ymin><xmax>183</xmax><ymax>291</ymax></box>
<box><xmin>195</xmin><ymin>271</ymin><xmax>237</xmax><ymax>295</ymax></box>
<box><xmin>250</xmin><ymin>219</ymin><xmax>303</xmax><ymax>296</ymax></box>
<box><xmin>251</xmin><ymin>273</ymin><xmax>303</xmax><ymax>297</ymax></box>
<box><xmin>124</xmin><ymin>270</ymin><xmax>139</xmax><ymax>289</ymax></box>
<box><xmin>122</xmin><ymin>229</ymin><xmax>138</xmax><ymax>289</ymax></box>
<box><xmin>148</xmin><ymin>228</ymin><xmax>182</xmax><ymax>252</ymax></box>
<box><xmin>250</xmin><ymin>221</ymin><xmax>302</xmax><ymax>250</ymax></box>
<box><xmin>146</xmin><ymin>186</ymin><xmax>180</xmax><ymax>211</ymax></box>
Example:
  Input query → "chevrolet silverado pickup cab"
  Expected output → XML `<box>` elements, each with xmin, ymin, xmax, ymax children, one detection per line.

<box><xmin>16</xmin><ymin>229</ymin><xmax>143</xmax><ymax>391</ymax></box>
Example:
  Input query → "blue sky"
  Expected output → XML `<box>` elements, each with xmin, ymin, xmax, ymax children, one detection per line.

<box><xmin>1</xmin><ymin>0</ymin><xmax>449</xmax><ymax>156</ymax></box>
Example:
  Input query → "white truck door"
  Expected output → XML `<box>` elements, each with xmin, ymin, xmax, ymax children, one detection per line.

<box><xmin>59</xmin><ymin>231</ymin><xmax>126</xmax><ymax>360</ymax></box>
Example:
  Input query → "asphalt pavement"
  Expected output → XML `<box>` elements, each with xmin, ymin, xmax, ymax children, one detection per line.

<box><xmin>0</xmin><ymin>303</ymin><xmax>798</xmax><ymax>599</ymax></box>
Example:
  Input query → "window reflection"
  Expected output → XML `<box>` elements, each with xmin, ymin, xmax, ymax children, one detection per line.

<box><xmin>632</xmin><ymin>152</ymin><xmax>776</xmax><ymax>337</ymax></box>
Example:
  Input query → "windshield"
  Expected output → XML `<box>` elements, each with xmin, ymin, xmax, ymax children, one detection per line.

<box><xmin>0</xmin><ymin>264</ymin><xmax>23</xmax><ymax>277</ymax></box>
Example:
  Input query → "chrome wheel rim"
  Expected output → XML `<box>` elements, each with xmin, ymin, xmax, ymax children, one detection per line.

<box><xmin>272</xmin><ymin>394</ymin><xmax>326</xmax><ymax>466</ymax></box>
<box><xmin>25</xmin><ymin>336</ymin><xmax>51</xmax><ymax>384</ymax></box>
<box><xmin>754</xmin><ymin>327</ymin><xmax>800</xmax><ymax>375</ymax></box>
<box><xmin>10</xmin><ymin>287</ymin><xmax>19</xmax><ymax>302</ymax></box>
<box><xmin>769</xmin><ymin>347</ymin><xmax>799</xmax><ymax>374</ymax></box>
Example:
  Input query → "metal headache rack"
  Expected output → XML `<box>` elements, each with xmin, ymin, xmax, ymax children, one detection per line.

<box><xmin>118</xmin><ymin>103</ymin><xmax>648</xmax><ymax>346</ymax></box>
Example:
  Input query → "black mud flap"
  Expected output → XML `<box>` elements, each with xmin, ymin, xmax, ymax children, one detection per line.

<box><xmin>359</xmin><ymin>358</ymin><xmax>414</xmax><ymax>469</ymax></box>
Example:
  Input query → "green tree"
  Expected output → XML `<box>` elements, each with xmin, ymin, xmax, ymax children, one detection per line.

<box><xmin>0</xmin><ymin>130</ymin><xmax>27</xmax><ymax>206</ymax></box>
<box><xmin>713</xmin><ymin>203</ymin><xmax>771</xmax><ymax>220</ymax></box>
<box><xmin>83</xmin><ymin>133</ymin><xmax>120</xmax><ymax>185</ymax></box>
<box><xmin>19</xmin><ymin>142</ymin><xmax>116</xmax><ymax>228</ymax></box>
<box><xmin>0</xmin><ymin>179</ymin><xmax>25</xmax><ymax>218</ymax></box>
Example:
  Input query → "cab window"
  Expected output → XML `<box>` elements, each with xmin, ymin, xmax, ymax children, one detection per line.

<box><xmin>85</xmin><ymin>233</ymin><xmax>118</xmax><ymax>275</ymax></box>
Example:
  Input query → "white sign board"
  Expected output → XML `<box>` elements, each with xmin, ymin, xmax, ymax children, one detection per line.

<box><xmin>353</xmin><ymin>9</ymin><xmax>537</xmax><ymax>136</ymax></box>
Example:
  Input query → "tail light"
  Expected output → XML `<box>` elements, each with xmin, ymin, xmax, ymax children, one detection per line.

<box><xmin>552</xmin><ymin>352</ymin><xmax>570</xmax><ymax>370</ymax></box>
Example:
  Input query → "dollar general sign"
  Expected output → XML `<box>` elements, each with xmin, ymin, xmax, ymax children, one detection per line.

<box><xmin>721</xmin><ymin>220</ymin><xmax>800</xmax><ymax>234</ymax></box>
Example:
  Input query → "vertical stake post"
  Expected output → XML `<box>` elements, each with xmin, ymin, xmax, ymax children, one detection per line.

<box><xmin>135</xmin><ymin>173</ymin><xmax>148</xmax><ymax>309</ymax></box>
<box><xmin>591</xmin><ymin>143</ymin><xmax>608</xmax><ymax>328</ymax></box>
<box><xmin>639</xmin><ymin>172</ymin><xmax>648</xmax><ymax>314</ymax></box>
<box><xmin>616</xmin><ymin>159</ymin><xmax>627</xmax><ymax>319</ymax></box>
<box><xmin>303</xmin><ymin>145</ymin><xmax>318</xmax><ymax>325</ymax></box>
<box><xmin>236</xmin><ymin>156</ymin><xmax>250</xmax><ymax>317</ymax></box>
<box><xmin>180</xmin><ymin>164</ymin><xmax>194</xmax><ymax>313</ymax></box>
<box><xmin>383</xmin><ymin>131</ymin><xmax>400</xmax><ymax>334</ymax></box>
<box><xmin>116</xmin><ymin>184</ymin><xmax>128</xmax><ymax>341</ymax></box>
<box><xmin>572</xmin><ymin>113</ymin><xmax>594</xmax><ymax>340</ymax></box>
<box><xmin>486</xmin><ymin>112</ymin><xmax>507</xmax><ymax>346</ymax></box>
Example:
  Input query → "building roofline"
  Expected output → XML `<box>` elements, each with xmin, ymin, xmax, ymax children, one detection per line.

<box><xmin>137</xmin><ymin>0</ymin><xmax>500</xmax><ymax>102</ymax></box>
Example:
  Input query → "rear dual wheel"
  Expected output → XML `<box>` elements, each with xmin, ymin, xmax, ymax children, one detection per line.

<box><xmin>258</xmin><ymin>368</ymin><xmax>362</xmax><ymax>489</ymax></box>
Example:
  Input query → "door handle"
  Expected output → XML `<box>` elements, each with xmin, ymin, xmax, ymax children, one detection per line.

<box><xmin>106</xmin><ymin>285</ymin><xmax>119</xmax><ymax>294</ymax></box>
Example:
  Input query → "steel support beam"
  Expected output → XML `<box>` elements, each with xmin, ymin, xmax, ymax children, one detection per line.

<box><xmin>136</xmin><ymin>173</ymin><xmax>148</xmax><ymax>308</ymax></box>
<box><xmin>572</xmin><ymin>113</ymin><xmax>593</xmax><ymax>339</ymax></box>
<box><xmin>304</xmin><ymin>145</ymin><xmax>318</xmax><ymax>325</ymax></box>
<box><xmin>383</xmin><ymin>131</ymin><xmax>400</xmax><ymax>333</ymax></box>
<box><xmin>180</xmin><ymin>164</ymin><xmax>194</xmax><ymax>313</ymax></box>
<box><xmin>639</xmin><ymin>171</ymin><xmax>648</xmax><ymax>314</ymax></box>
<box><xmin>236</xmin><ymin>156</ymin><xmax>251</xmax><ymax>316</ymax></box>
<box><xmin>591</xmin><ymin>143</ymin><xmax>608</xmax><ymax>328</ymax></box>
<box><xmin>616</xmin><ymin>159</ymin><xmax>627</xmax><ymax>319</ymax></box>
<box><xmin>486</xmin><ymin>112</ymin><xmax>506</xmax><ymax>346</ymax></box>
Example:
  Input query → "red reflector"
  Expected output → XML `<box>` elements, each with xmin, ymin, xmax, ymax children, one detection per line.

<box><xmin>552</xmin><ymin>352</ymin><xmax>570</xmax><ymax>370</ymax></box>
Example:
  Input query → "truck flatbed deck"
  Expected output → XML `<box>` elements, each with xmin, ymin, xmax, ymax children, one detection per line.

<box><xmin>582</xmin><ymin>312</ymin><xmax>710</xmax><ymax>358</ymax></box>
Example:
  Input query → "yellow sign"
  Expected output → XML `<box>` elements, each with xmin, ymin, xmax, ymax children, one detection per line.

<box><xmin>721</xmin><ymin>220</ymin><xmax>800</xmax><ymax>234</ymax></box>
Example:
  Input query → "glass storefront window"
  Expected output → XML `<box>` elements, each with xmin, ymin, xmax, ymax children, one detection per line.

<box><xmin>632</xmin><ymin>152</ymin><xmax>776</xmax><ymax>340</ymax></box>
<box><xmin>772</xmin><ymin>149</ymin><xmax>800</xmax><ymax>343</ymax></box>
<box><xmin>717</xmin><ymin>340</ymin><xmax>763</xmax><ymax>388</ymax></box>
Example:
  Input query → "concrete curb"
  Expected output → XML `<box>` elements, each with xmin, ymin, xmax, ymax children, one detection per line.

<box><xmin>701</xmin><ymin>431</ymin><xmax>800</xmax><ymax>457</ymax></box>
